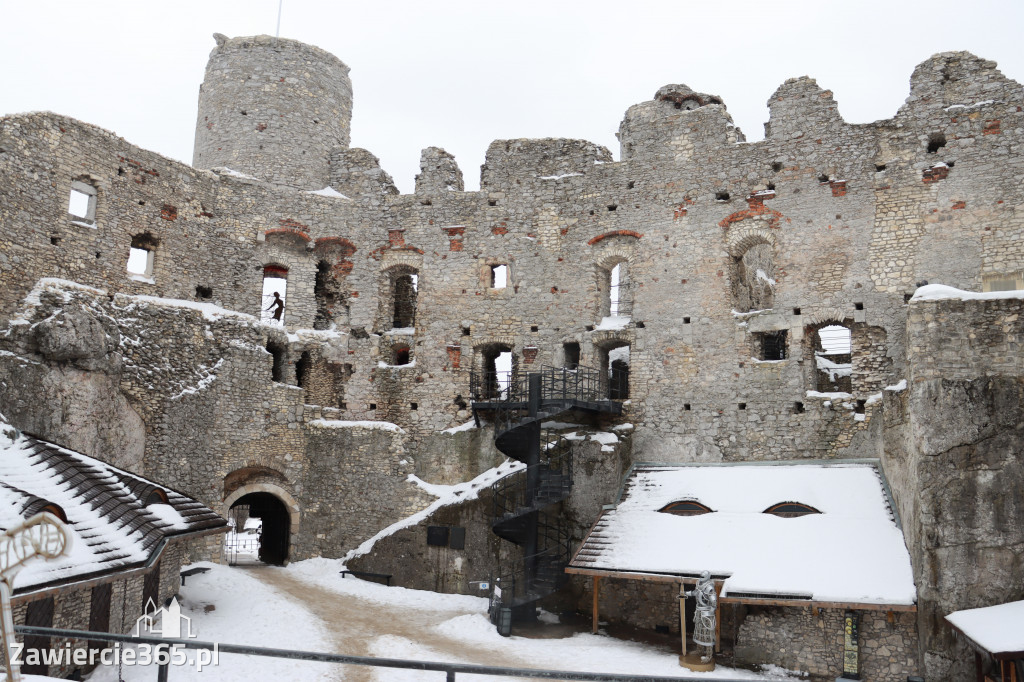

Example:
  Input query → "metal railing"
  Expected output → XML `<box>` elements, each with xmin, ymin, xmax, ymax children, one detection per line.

<box><xmin>471</xmin><ymin>365</ymin><xmax>628</xmax><ymax>407</ymax></box>
<box><xmin>492</xmin><ymin>431</ymin><xmax>574</xmax><ymax>520</ymax></box>
<box><xmin>12</xmin><ymin>625</ymin><xmax>756</xmax><ymax>682</ymax></box>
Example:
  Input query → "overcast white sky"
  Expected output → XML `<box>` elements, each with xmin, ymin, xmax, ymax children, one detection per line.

<box><xmin>4</xmin><ymin>1</ymin><xmax>1023</xmax><ymax>193</ymax></box>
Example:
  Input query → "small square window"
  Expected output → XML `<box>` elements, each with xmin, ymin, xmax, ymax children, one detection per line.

<box><xmin>755</xmin><ymin>330</ymin><xmax>788</xmax><ymax>361</ymax></box>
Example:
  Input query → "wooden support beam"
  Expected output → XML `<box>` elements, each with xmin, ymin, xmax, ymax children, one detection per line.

<box><xmin>592</xmin><ymin>576</ymin><xmax>600</xmax><ymax>634</ymax></box>
<box><xmin>678</xmin><ymin>584</ymin><xmax>687</xmax><ymax>657</ymax></box>
<box><xmin>714</xmin><ymin>581</ymin><xmax>723</xmax><ymax>652</ymax></box>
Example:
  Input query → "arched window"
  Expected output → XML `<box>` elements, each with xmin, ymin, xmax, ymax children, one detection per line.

<box><xmin>314</xmin><ymin>260</ymin><xmax>349</xmax><ymax>329</ymax></box>
<box><xmin>295</xmin><ymin>351</ymin><xmax>312</xmax><ymax>388</ymax></box>
<box><xmin>731</xmin><ymin>241</ymin><xmax>775</xmax><ymax>312</ymax></box>
<box><xmin>475</xmin><ymin>344</ymin><xmax>515</xmax><ymax>400</ymax></box>
<box><xmin>388</xmin><ymin>267</ymin><xmax>418</xmax><ymax>329</ymax></box>
<box><xmin>392</xmin><ymin>344</ymin><xmax>411</xmax><ymax>366</ymax></box>
<box><xmin>764</xmin><ymin>502</ymin><xmax>821</xmax><ymax>518</ymax></box>
<box><xmin>262</xmin><ymin>264</ymin><xmax>288</xmax><ymax>325</ymax></box>
<box><xmin>266</xmin><ymin>339</ymin><xmax>287</xmax><ymax>383</ymax></box>
<box><xmin>659</xmin><ymin>500</ymin><xmax>713</xmax><ymax>516</ymax></box>
<box><xmin>598</xmin><ymin>342</ymin><xmax>630</xmax><ymax>400</ymax></box>
<box><xmin>598</xmin><ymin>260</ymin><xmax>632</xmax><ymax>319</ymax></box>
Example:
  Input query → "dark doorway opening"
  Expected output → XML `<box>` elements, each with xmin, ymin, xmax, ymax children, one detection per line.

<box><xmin>230</xmin><ymin>492</ymin><xmax>290</xmax><ymax>565</ymax></box>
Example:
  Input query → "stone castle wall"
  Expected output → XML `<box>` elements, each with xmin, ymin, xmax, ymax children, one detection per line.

<box><xmin>193</xmin><ymin>34</ymin><xmax>353</xmax><ymax>189</ymax></box>
<box><xmin>736</xmin><ymin>607</ymin><xmax>919</xmax><ymax>682</ymax></box>
<box><xmin>3</xmin><ymin>39</ymin><xmax>1024</xmax><ymax>680</ymax></box>
<box><xmin>887</xmin><ymin>296</ymin><xmax>1024</xmax><ymax>680</ymax></box>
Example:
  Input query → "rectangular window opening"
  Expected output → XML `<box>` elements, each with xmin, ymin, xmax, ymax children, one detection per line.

<box><xmin>756</xmin><ymin>330</ymin><xmax>788</xmax><ymax>361</ymax></box>
<box><xmin>563</xmin><ymin>342</ymin><xmax>580</xmax><ymax>370</ymax></box>
<box><xmin>490</xmin><ymin>264</ymin><xmax>508</xmax><ymax>289</ymax></box>
<box><xmin>68</xmin><ymin>180</ymin><xmax>97</xmax><ymax>223</ymax></box>
<box><xmin>127</xmin><ymin>247</ymin><xmax>154</xmax><ymax>277</ymax></box>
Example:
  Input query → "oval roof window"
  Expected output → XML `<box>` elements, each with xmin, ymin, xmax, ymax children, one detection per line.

<box><xmin>764</xmin><ymin>502</ymin><xmax>821</xmax><ymax>518</ymax></box>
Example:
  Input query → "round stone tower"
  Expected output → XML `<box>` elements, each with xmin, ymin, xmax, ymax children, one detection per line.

<box><xmin>193</xmin><ymin>34</ymin><xmax>352</xmax><ymax>190</ymax></box>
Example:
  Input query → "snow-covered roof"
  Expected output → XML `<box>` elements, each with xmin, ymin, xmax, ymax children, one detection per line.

<box><xmin>0</xmin><ymin>417</ymin><xmax>227</xmax><ymax>594</ymax></box>
<box><xmin>946</xmin><ymin>600</ymin><xmax>1024</xmax><ymax>656</ymax></box>
<box><xmin>568</xmin><ymin>462</ymin><xmax>916</xmax><ymax>606</ymax></box>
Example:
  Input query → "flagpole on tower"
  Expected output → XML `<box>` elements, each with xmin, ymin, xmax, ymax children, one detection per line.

<box><xmin>276</xmin><ymin>0</ymin><xmax>283</xmax><ymax>39</ymax></box>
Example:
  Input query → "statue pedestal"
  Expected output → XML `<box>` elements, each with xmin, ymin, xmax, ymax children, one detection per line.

<box><xmin>678</xmin><ymin>653</ymin><xmax>715</xmax><ymax>672</ymax></box>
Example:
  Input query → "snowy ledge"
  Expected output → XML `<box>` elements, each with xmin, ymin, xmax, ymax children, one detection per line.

<box><xmin>538</xmin><ymin>172</ymin><xmax>583</xmax><ymax>180</ymax></box>
<box><xmin>911</xmin><ymin>283</ymin><xmax>1024</xmax><ymax>302</ymax></box>
<box><xmin>118</xmin><ymin>294</ymin><xmax>257</xmax><ymax>323</ymax></box>
<box><xmin>885</xmin><ymin>379</ymin><xmax>908</xmax><ymax>393</ymax></box>
<box><xmin>344</xmin><ymin>460</ymin><xmax>525</xmax><ymax>562</ymax></box>
<box><xmin>305</xmin><ymin>186</ymin><xmax>352</xmax><ymax>200</ymax></box>
<box><xmin>308</xmin><ymin>419</ymin><xmax>406</xmax><ymax>433</ymax></box>
<box><xmin>805</xmin><ymin>390</ymin><xmax>853</xmax><ymax>400</ymax></box>
<box><xmin>596</xmin><ymin>315</ymin><xmax>630</xmax><ymax>331</ymax></box>
<box><xmin>441</xmin><ymin>418</ymin><xmax>479</xmax><ymax>435</ymax></box>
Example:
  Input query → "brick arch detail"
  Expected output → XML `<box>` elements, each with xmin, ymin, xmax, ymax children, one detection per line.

<box><xmin>803</xmin><ymin>309</ymin><xmax>852</xmax><ymax>328</ymax></box>
<box><xmin>595</xmin><ymin>246</ymin><xmax>635</xmax><ymax>271</ymax></box>
<box><xmin>726</xmin><ymin>227</ymin><xmax>778</xmax><ymax>258</ymax></box>
<box><xmin>587</xmin><ymin>230</ymin><xmax>643</xmax><ymax>247</ymax></box>
<box><xmin>379</xmin><ymin>250</ymin><xmax>422</xmax><ymax>271</ymax></box>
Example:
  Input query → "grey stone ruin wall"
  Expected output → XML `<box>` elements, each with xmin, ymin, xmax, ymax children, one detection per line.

<box><xmin>192</xmin><ymin>34</ymin><xmax>353</xmax><ymax>190</ymax></box>
<box><xmin>735</xmin><ymin>607</ymin><xmax>919</xmax><ymax>682</ymax></box>
<box><xmin>887</xmin><ymin>296</ymin><xmax>1024</xmax><ymax>681</ymax></box>
<box><xmin>2</xmin><ymin>38</ymin><xmax>1024</xmax><ymax>681</ymax></box>
<box><xmin>0</xmin><ymin>282</ymin><xmax>436</xmax><ymax>563</ymax></box>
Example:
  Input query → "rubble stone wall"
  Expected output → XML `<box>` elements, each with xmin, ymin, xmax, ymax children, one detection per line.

<box><xmin>736</xmin><ymin>607</ymin><xmax>919</xmax><ymax>682</ymax></box>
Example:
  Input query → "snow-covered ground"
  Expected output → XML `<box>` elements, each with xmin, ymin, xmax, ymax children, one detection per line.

<box><xmin>73</xmin><ymin>559</ymin><xmax>803</xmax><ymax>681</ymax></box>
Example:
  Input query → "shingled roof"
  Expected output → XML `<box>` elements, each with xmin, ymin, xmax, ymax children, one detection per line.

<box><xmin>0</xmin><ymin>417</ymin><xmax>227</xmax><ymax>594</ymax></box>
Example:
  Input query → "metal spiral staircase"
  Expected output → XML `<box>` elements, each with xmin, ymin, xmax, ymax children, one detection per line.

<box><xmin>470</xmin><ymin>365</ymin><xmax>622</xmax><ymax>635</ymax></box>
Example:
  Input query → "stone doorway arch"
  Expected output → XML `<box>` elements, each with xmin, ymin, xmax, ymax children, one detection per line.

<box><xmin>224</xmin><ymin>483</ymin><xmax>300</xmax><ymax>565</ymax></box>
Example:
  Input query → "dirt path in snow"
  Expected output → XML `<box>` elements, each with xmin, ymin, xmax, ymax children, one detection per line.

<box><xmin>243</xmin><ymin>565</ymin><xmax>545</xmax><ymax>682</ymax></box>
